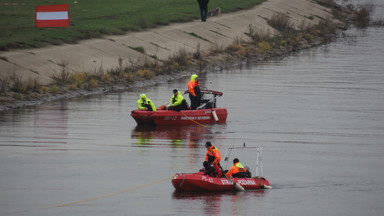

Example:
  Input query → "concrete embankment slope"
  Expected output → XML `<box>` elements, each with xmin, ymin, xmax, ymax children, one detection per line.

<box><xmin>0</xmin><ymin>0</ymin><xmax>335</xmax><ymax>85</ymax></box>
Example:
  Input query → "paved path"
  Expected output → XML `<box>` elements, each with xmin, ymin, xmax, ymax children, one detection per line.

<box><xmin>0</xmin><ymin>0</ymin><xmax>335</xmax><ymax>85</ymax></box>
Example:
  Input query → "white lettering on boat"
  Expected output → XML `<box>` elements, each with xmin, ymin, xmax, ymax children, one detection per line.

<box><xmin>220</xmin><ymin>179</ymin><xmax>257</xmax><ymax>185</ymax></box>
<box><xmin>164</xmin><ymin>116</ymin><xmax>177</xmax><ymax>120</ymax></box>
<box><xmin>237</xmin><ymin>179</ymin><xmax>257</xmax><ymax>185</ymax></box>
<box><xmin>201</xmin><ymin>176</ymin><xmax>214</xmax><ymax>183</ymax></box>
<box><xmin>180</xmin><ymin>116</ymin><xmax>211</xmax><ymax>120</ymax></box>
<box><xmin>221</xmin><ymin>179</ymin><xmax>231</xmax><ymax>185</ymax></box>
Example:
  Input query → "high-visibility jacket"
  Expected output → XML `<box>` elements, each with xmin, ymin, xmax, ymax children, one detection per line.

<box><xmin>188</xmin><ymin>74</ymin><xmax>199</xmax><ymax>97</ymax></box>
<box><xmin>169</xmin><ymin>91</ymin><xmax>184</xmax><ymax>107</ymax></box>
<box><xmin>205</xmin><ymin>146</ymin><xmax>221</xmax><ymax>165</ymax></box>
<box><xmin>137</xmin><ymin>96</ymin><xmax>156</xmax><ymax>111</ymax></box>
<box><xmin>225</xmin><ymin>162</ymin><xmax>247</xmax><ymax>178</ymax></box>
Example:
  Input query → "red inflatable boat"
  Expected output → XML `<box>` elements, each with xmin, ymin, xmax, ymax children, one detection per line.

<box><xmin>172</xmin><ymin>146</ymin><xmax>272</xmax><ymax>192</ymax></box>
<box><xmin>131</xmin><ymin>90</ymin><xmax>227</xmax><ymax>126</ymax></box>
<box><xmin>172</xmin><ymin>172</ymin><xmax>271</xmax><ymax>192</ymax></box>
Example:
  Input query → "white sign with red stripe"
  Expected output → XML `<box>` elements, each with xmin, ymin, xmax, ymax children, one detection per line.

<box><xmin>36</xmin><ymin>4</ymin><xmax>69</xmax><ymax>27</ymax></box>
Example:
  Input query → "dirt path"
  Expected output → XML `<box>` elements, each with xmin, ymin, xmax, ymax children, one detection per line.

<box><xmin>0</xmin><ymin>0</ymin><xmax>336</xmax><ymax>85</ymax></box>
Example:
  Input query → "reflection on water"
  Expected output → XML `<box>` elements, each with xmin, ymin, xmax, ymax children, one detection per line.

<box><xmin>131</xmin><ymin>124</ymin><xmax>228</xmax><ymax>167</ymax></box>
<box><xmin>131</xmin><ymin>124</ymin><xmax>225</xmax><ymax>148</ymax></box>
<box><xmin>33</xmin><ymin>102</ymin><xmax>68</xmax><ymax>145</ymax></box>
<box><xmin>0</xmin><ymin>102</ymin><xmax>69</xmax><ymax>149</ymax></box>
<box><xmin>172</xmin><ymin>190</ymin><xmax>268</xmax><ymax>215</ymax></box>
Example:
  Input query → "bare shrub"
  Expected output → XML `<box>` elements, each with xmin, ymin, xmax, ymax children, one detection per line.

<box><xmin>10</xmin><ymin>74</ymin><xmax>25</xmax><ymax>93</ymax></box>
<box><xmin>101</xmin><ymin>73</ymin><xmax>113</xmax><ymax>83</ymax></box>
<box><xmin>257</xmin><ymin>41</ymin><xmax>272</xmax><ymax>53</ymax></box>
<box><xmin>172</xmin><ymin>49</ymin><xmax>191</xmax><ymax>67</ymax></box>
<box><xmin>58</xmin><ymin>61</ymin><xmax>69</xmax><ymax>79</ymax></box>
<box><xmin>353</xmin><ymin>4</ymin><xmax>372</xmax><ymax>28</ymax></box>
<box><xmin>50</xmin><ymin>85</ymin><xmax>58</xmax><ymax>93</ymax></box>
<box><xmin>25</xmin><ymin>78</ymin><xmax>41</xmax><ymax>93</ymax></box>
<box><xmin>193</xmin><ymin>43</ymin><xmax>202</xmax><ymax>60</ymax></box>
<box><xmin>86</xmin><ymin>78</ymin><xmax>98</xmax><ymax>90</ymax></box>
<box><xmin>267</xmin><ymin>14</ymin><xmax>294</xmax><ymax>32</ymax></box>
<box><xmin>210</xmin><ymin>41</ymin><xmax>226</xmax><ymax>54</ymax></box>
<box><xmin>136</xmin><ymin>69</ymin><xmax>154</xmax><ymax>78</ymax></box>
<box><xmin>0</xmin><ymin>77</ymin><xmax>9</xmax><ymax>93</ymax></box>
<box><xmin>227</xmin><ymin>39</ymin><xmax>249</xmax><ymax>56</ymax></box>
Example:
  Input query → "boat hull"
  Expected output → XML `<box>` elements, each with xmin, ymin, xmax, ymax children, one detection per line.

<box><xmin>172</xmin><ymin>172</ymin><xmax>271</xmax><ymax>192</ymax></box>
<box><xmin>131</xmin><ymin>108</ymin><xmax>227</xmax><ymax>126</ymax></box>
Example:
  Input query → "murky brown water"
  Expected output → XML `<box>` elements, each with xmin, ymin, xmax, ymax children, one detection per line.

<box><xmin>1</xmin><ymin>5</ymin><xmax>384</xmax><ymax>216</ymax></box>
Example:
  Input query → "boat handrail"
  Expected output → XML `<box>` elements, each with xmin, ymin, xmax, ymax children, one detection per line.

<box><xmin>196</xmin><ymin>97</ymin><xmax>216</xmax><ymax>110</ymax></box>
<box><xmin>222</xmin><ymin>144</ymin><xmax>263</xmax><ymax>177</ymax></box>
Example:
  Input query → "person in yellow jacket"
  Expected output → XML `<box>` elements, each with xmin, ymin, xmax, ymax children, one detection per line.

<box><xmin>137</xmin><ymin>93</ymin><xmax>156</xmax><ymax>111</ymax></box>
<box><xmin>225</xmin><ymin>158</ymin><xmax>247</xmax><ymax>178</ymax></box>
<box><xmin>187</xmin><ymin>74</ymin><xmax>201</xmax><ymax>110</ymax></box>
<box><xmin>168</xmin><ymin>89</ymin><xmax>189</xmax><ymax>111</ymax></box>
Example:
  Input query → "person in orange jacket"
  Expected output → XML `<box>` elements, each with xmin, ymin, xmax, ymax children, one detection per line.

<box><xmin>203</xmin><ymin>141</ymin><xmax>223</xmax><ymax>177</ymax></box>
<box><xmin>205</xmin><ymin>141</ymin><xmax>221</xmax><ymax>165</ymax></box>
<box><xmin>225</xmin><ymin>158</ymin><xmax>247</xmax><ymax>178</ymax></box>
<box><xmin>187</xmin><ymin>74</ymin><xmax>201</xmax><ymax>110</ymax></box>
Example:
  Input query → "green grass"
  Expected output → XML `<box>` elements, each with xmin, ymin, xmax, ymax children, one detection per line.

<box><xmin>0</xmin><ymin>0</ymin><xmax>265</xmax><ymax>51</ymax></box>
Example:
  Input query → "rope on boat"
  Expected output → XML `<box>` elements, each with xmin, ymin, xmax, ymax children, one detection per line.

<box><xmin>181</xmin><ymin>111</ymin><xmax>207</xmax><ymax>128</ymax></box>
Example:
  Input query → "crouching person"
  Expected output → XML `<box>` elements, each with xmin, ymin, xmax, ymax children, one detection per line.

<box><xmin>225</xmin><ymin>158</ymin><xmax>247</xmax><ymax>178</ymax></box>
<box><xmin>168</xmin><ymin>89</ymin><xmax>189</xmax><ymax>111</ymax></box>
<box><xmin>203</xmin><ymin>161</ymin><xmax>223</xmax><ymax>177</ymax></box>
<box><xmin>137</xmin><ymin>94</ymin><xmax>156</xmax><ymax>111</ymax></box>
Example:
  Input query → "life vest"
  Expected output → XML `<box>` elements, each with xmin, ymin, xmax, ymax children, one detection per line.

<box><xmin>234</xmin><ymin>162</ymin><xmax>246</xmax><ymax>172</ymax></box>
<box><xmin>225</xmin><ymin>162</ymin><xmax>247</xmax><ymax>178</ymax></box>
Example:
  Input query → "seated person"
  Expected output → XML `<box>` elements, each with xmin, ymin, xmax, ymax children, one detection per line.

<box><xmin>168</xmin><ymin>89</ymin><xmax>189</xmax><ymax>111</ymax></box>
<box><xmin>137</xmin><ymin>93</ymin><xmax>156</xmax><ymax>111</ymax></box>
<box><xmin>225</xmin><ymin>158</ymin><xmax>247</xmax><ymax>178</ymax></box>
<box><xmin>203</xmin><ymin>161</ymin><xmax>223</xmax><ymax>177</ymax></box>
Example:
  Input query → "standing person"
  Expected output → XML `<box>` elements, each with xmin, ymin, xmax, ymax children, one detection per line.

<box><xmin>137</xmin><ymin>93</ymin><xmax>156</xmax><ymax>111</ymax></box>
<box><xmin>225</xmin><ymin>158</ymin><xmax>247</xmax><ymax>178</ymax></box>
<box><xmin>204</xmin><ymin>141</ymin><xmax>222</xmax><ymax>169</ymax></box>
<box><xmin>197</xmin><ymin>0</ymin><xmax>209</xmax><ymax>22</ymax></box>
<box><xmin>187</xmin><ymin>74</ymin><xmax>201</xmax><ymax>110</ymax></box>
<box><xmin>168</xmin><ymin>89</ymin><xmax>189</xmax><ymax>111</ymax></box>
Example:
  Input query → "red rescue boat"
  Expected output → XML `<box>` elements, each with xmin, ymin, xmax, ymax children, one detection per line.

<box><xmin>172</xmin><ymin>146</ymin><xmax>272</xmax><ymax>192</ymax></box>
<box><xmin>172</xmin><ymin>172</ymin><xmax>271</xmax><ymax>192</ymax></box>
<box><xmin>131</xmin><ymin>90</ymin><xmax>227</xmax><ymax>126</ymax></box>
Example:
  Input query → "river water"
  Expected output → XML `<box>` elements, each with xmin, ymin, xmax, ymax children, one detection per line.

<box><xmin>1</xmin><ymin>7</ymin><xmax>384</xmax><ymax>216</ymax></box>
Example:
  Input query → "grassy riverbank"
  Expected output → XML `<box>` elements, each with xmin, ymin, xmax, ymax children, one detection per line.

<box><xmin>0</xmin><ymin>0</ymin><xmax>264</xmax><ymax>51</ymax></box>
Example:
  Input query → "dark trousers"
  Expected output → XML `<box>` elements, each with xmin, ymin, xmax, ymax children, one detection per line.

<box><xmin>232</xmin><ymin>172</ymin><xmax>247</xmax><ymax>178</ymax></box>
<box><xmin>189</xmin><ymin>94</ymin><xmax>201</xmax><ymax>110</ymax></box>
<box><xmin>143</xmin><ymin>104</ymin><xmax>153</xmax><ymax>111</ymax></box>
<box><xmin>168</xmin><ymin>99</ymin><xmax>188</xmax><ymax>111</ymax></box>
<box><xmin>198</xmin><ymin>3</ymin><xmax>208</xmax><ymax>21</ymax></box>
